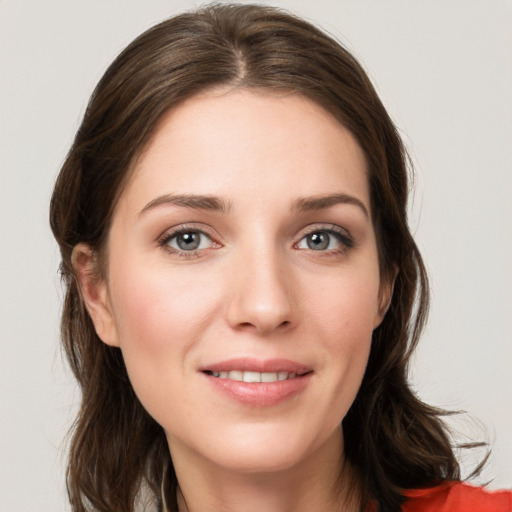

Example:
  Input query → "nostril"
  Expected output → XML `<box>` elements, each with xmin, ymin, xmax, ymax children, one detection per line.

<box><xmin>234</xmin><ymin>319</ymin><xmax>291</xmax><ymax>334</ymax></box>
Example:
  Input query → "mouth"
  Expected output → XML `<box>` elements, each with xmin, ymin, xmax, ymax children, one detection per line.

<box><xmin>200</xmin><ymin>358</ymin><xmax>313</xmax><ymax>406</ymax></box>
<box><xmin>203</xmin><ymin>370</ymin><xmax>307</xmax><ymax>382</ymax></box>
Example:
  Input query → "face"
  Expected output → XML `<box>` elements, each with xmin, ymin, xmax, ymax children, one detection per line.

<box><xmin>79</xmin><ymin>89</ymin><xmax>391</xmax><ymax>475</ymax></box>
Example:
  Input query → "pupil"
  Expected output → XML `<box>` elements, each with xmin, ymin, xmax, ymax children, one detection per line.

<box><xmin>178</xmin><ymin>232</ymin><xmax>200</xmax><ymax>250</ymax></box>
<box><xmin>308</xmin><ymin>232</ymin><xmax>329</xmax><ymax>250</ymax></box>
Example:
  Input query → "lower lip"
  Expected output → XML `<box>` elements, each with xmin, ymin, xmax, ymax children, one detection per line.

<box><xmin>203</xmin><ymin>372</ymin><xmax>313</xmax><ymax>407</ymax></box>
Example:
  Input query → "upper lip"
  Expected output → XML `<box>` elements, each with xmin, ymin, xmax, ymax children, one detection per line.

<box><xmin>200</xmin><ymin>358</ymin><xmax>311</xmax><ymax>375</ymax></box>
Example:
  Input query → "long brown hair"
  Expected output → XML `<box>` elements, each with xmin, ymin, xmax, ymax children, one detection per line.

<box><xmin>50</xmin><ymin>4</ymin><xmax>461</xmax><ymax>511</ymax></box>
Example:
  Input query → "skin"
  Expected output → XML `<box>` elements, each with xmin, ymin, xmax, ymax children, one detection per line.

<box><xmin>75</xmin><ymin>88</ymin><xmax>393</xmax><ymax>512</ymax></box>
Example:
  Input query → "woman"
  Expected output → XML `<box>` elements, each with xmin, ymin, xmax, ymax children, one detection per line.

<box><xmin>49</xmin><ymin>3</ymin><xmax>511</xmax><ymax>511</ymax></box>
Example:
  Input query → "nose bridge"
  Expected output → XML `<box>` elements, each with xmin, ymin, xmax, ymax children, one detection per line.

<box><xmin>226</xmin><ymin>234</ymin><xmax>295</xmax><ymax>334</ymax></box>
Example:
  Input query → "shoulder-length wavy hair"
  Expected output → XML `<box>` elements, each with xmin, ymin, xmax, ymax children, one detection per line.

<box><xmin>50</xmin><ymin>3</ymin><xmax>461</xmax><ymax>511</ymax></box>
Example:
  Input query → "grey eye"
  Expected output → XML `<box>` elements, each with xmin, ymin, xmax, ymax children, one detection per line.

<box><xmin>306</xmin><ymin>232</ymin><xmax>330</xmax><ymax>250</ymax></box>
<box><xmin>168</xmin><ymin>231</ymin><xmax>212</xmax><ymax>251</ymax></box>
<box><xmin>297</xmin><ymin>230</ymin><xmax>345</xmax><ymax>251</ymax></box>
<box><xmin>176</xmin><ymin>232</ymin><xmax>200</xmax><ymax>250</ymax></box>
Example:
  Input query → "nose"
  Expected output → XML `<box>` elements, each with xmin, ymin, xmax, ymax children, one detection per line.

<box><xmin>226</xmin><ymin>248</ymin><xmax>295</xmax><ymax>335</ymax></box>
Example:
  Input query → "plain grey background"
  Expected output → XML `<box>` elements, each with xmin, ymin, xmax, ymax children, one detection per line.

<box><xmin>1</xmin><ymin>0</ymin><xmax>511</xmax><ymax>510</ymax></box>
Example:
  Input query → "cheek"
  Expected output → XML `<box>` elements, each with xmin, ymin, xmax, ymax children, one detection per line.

<box><xmin>107</xmin><ymin>263</ymin><xmax>223</xmax><ymax>416</ymax></box>
<box><xmin>110</xmin><ymin>262</ymin><xmax>222</xmax><ymax>348</ymax></box>
<box><xmin>310</xmin><ymin>264</ymin><xmax>381</xmax><ymax>343</ymax></box>
<box><xmin>308</xmin><ymin>266</ymin><xmax>380</xmax><ymax>403</ymax></box>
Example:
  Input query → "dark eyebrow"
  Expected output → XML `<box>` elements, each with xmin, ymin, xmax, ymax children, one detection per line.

<box><xmin>292</xmin><ymin>193</ymin><xmax>369</xmax><ymax>217</ymax></box>
<box><xmin>139</xmin><ymin>193</ymin><xmax>231</xmax><ymax>216</ymax></box>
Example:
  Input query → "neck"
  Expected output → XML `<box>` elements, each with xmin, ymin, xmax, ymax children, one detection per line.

<box><xmin>166</xmin><ymin>427</ymin><xmax>362</xmax><ymax>512</ymax></box>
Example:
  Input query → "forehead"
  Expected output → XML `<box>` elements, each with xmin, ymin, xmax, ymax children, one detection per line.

<box><xmin>119</xmin><ymin>88</ymin><xmax>369</xmax><ymax>215</ymax></box>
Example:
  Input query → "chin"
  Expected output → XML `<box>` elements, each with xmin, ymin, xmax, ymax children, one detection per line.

<box><xmin>201</xmin><ymin>423</ymin><xmax>338</xmax><ymax>475</ymax></box>
<box><xmin>215</xmin><ymin>446</ymin><xmax>308</xmax><ymax>474</ymax></box>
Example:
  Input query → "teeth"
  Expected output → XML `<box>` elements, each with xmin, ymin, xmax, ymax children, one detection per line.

<box><xmin>228</xmin><ymin>370</ymin><xmax>243</xmax><ymax>381</ymax></box>
<box><xmin>261</xmin><ymin>372</ymin><xmax>278</xmax><ymax>382</ymax></box>
<box><xmin>243</xmin><ymin>371</ymin><xmax>261</xmax><ymax>383</ymax></box>
<box><xmin>209</xmin><ymin>370</ymin><xmax>299</xmax><ymax>382</ymax></box>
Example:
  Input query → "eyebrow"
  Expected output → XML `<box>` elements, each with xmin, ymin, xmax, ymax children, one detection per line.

<box><xmin>292</xmin><ymin>193</ymin><xmax>369</xmax><ymax>217</ymax></box>
<box><xmin>139</xmin><ymin>192</ymin><xmax>369</xmax><ymax>217</ymax></box>
<box><xmin>139</xmin><ymin>193</ymin><xmax>232</xmax><ymax>216</ymax></box>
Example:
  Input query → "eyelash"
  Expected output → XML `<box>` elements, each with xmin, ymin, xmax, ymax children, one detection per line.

<box><xmin>157</xmin><ymin>225</ymin><xmax>219</xmax><ymax>258</ymax></box>
<box><xmin>295</xmin><ymin>224</ymin><xmax>354</xmax><ymax>255</ymax></box>
<box><xmin>157</xmin><ymin>224</ymin><xmax>354</xmax><ymax>258</ymax></box>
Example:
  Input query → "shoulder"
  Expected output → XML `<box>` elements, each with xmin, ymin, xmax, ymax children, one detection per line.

<box><xmin>401</xmin><ymin>481</ymin><xmax>512</xmax><ymax>512</ymax></box>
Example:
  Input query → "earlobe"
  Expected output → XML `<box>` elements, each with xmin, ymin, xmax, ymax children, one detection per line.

<box><xmin>72</xmin><ymin>244</ymin><xmax>120</xmax><ymax>347</ymax></box>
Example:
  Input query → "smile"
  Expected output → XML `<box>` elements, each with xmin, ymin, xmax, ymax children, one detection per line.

<box><xmin>204</xmin><ymin>370</ymin><xmax>300</xmax><ymax>382</ymax></box>
<box><xmin>201</xmin><ymin>359</ymin><xmax>313</xmax><ymax>406</ymax></box>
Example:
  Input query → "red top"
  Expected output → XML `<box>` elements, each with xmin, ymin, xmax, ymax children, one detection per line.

<box><xmin>401</xmin><ymin>482</ymin><xmax>511</xmax><ymax>512</ymax></box>
<box><xmin>367</xmin><ymin>482</ymin><xmax>512</xmax><ymax>511</ymax></box>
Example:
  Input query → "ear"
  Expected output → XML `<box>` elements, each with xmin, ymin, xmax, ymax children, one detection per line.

<box><xmin>373</xmin><ymin>266</ymin><xmax>397</xmax><ymax>329</ymax></box>
<box><xmin>72</xmin><ymin>243</ymin><xmax>120</xmax><ymax>347</ymax></box>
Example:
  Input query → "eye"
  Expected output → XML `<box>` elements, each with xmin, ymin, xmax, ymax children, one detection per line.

<box><xmin>161</xmin><ymin>229</ymin><xmax>215</xmax><ymax>253</ymax></box>
<box><xmin>296</xmin><ymin>229</ymin><xmax>352</xmax><ymax>252</ymax></box>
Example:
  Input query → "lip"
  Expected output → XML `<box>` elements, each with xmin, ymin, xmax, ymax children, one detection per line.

<box><xmin>200</xmin><ymin>357</ymin><xmax>311</xmax><ymax>374</ymax></box>
<box><xmin>200</xmin><ymin>358</ymin><xmax>313</xmax><ymax>407</ymax></box>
